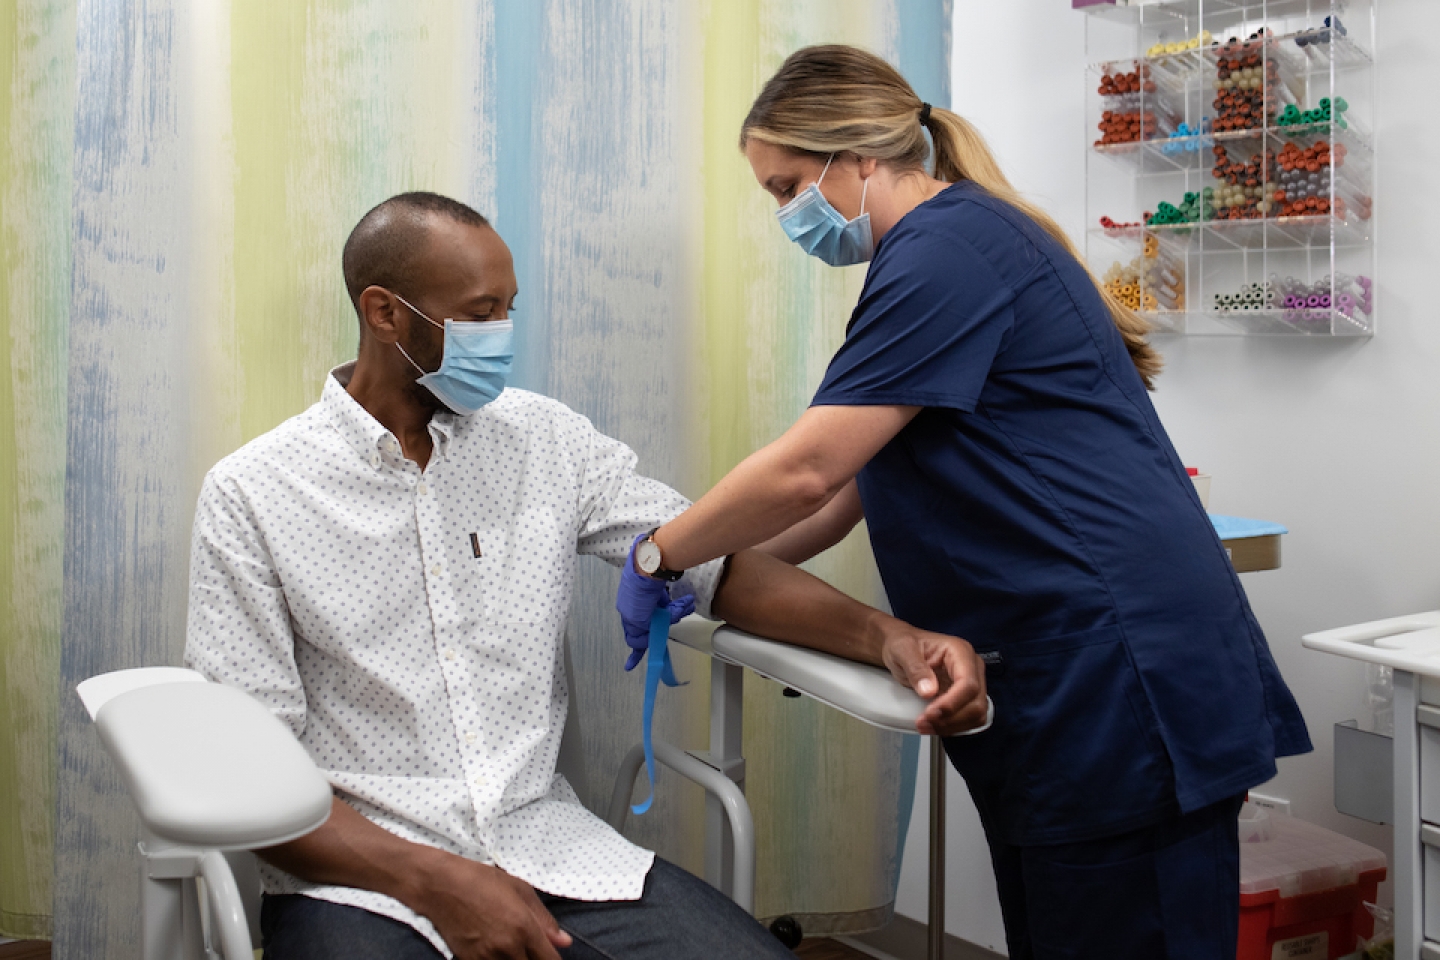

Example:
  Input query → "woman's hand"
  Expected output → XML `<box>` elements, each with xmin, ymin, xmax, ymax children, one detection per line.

<box><xmin>876</xmin><ymin>625</ymin><xmax>989</xmax><ymax>736</ymax></box>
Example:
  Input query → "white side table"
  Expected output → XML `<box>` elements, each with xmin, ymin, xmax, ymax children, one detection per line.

<box><xmin>1303</xmin><ymin>610</ymin><xmax>1440</xmax><ymax>959</ymax></box>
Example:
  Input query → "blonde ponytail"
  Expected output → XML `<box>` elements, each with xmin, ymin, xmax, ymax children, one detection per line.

<box><xmin>742</xmin><ymin>45</ymin><xmax>1162</xmax><ymax>389</ymax></box>
<box><xmin>926</xmin><ymin>108</ymin><xmax>1162</xmax><ymax>388</ymax></box>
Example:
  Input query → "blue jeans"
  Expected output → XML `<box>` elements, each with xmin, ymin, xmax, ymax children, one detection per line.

<box><xmin>986</xmin><ymin>794</ymin><xmax>1245</xmax><ymax>960</ymax></box>
<box><xmin>259</xmin><ymin>856</ymin><xmax>792</xmax><ymax>959</ymax></box>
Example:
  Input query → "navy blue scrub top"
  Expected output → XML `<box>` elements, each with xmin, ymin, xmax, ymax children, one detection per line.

<box><xmin>811</xmin><ymin>180</ymin><xmax>1311</xmax><ymax>847</ymax></box>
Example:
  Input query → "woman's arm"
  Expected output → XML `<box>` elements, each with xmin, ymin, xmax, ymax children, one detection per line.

<box><xmin>655</xmin><ymin>403</ymin><xmax>917</xmax><ymax>570</ymax></box>
<box><xmin>755</xmin><ymin>479</ymin><xmax>864</xmax><ymax>565</ymax></box>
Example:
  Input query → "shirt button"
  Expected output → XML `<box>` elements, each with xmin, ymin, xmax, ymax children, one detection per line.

<box><xmin>465</xmin><ymin>731</ymin><xmax>477</xmax><ymax>744</ymax></box>
<box><xmin>444</xmin><ymin>648</ymin><xmax>456</xmax><ymax>661</ymax></box>
<box><xmin>473</xmin><ymin>775</ymin><xmax>486</xmax><ymax>788</ymax></box>
<box><xmin>417</xmin><ymin>482</ymin><xmax>428</xmax><ymax>495</ymax></box>
<box><xmin>430</xmin><ymin>563</ymin><xmax>443</xmax><ymax>576</ymax></box>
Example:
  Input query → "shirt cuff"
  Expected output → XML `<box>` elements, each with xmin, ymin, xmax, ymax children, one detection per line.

<box><xmin>679</xmin><ymin>555</ymin><xmax>726</xmax><ymax>621</ymax></box>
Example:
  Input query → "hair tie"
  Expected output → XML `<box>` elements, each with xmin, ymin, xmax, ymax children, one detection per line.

<box><xmin>919</xmin><ymin>102</ymin><xmax>933</xmax><ymax>125</ymax></box>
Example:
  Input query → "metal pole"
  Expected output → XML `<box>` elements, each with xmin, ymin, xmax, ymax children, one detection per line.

<box><xmin>929</xmin><ymin>736</ymin><xmax>946</xmax><ymax>960</ymax></box>
<box><xmin>706</xmin><ymin>658</ymin><xmax>745</xmax><ymax>900</ymax></box>
<box><xmin>1394</xmin><ymin>670</ymin><xmax>1420</xmax><ymax>959</ymax></box>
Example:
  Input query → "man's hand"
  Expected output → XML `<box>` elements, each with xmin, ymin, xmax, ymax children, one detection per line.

<box><xmin>711</xmin><ymin>549</ymin><xmax>989</xmax><ymax>737</ymax></box>
<box><xmin>412</xmin><ymin>855</ymin><xmax>571</xmax><ymax>960</ymax></box>
<box><xmin>876</xmin><ymin>625</ymin><xmax>989</xmax><ymax>737</ymax></box>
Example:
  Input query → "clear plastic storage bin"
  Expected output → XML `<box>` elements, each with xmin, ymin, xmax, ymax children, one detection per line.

<box><xmin>1238</xmin><ymin>808</ymin><xmax>1387</xmax><ymax>960</ymax></box>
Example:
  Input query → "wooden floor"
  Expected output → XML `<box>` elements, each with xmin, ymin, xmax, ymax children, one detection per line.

<box><xmin>0</xmin><ymin>943</ymin><xmax>50</xmax><ymax>960</ymax></box>
<box><xmin>795</xmin><ymin>938</ymin><xmax>873</xmax><ymax>959</ymax></box>
<box><xmin>0</xmin><ymin>936</ymin><xmax>865</xmax><ymax>959</ymax></box>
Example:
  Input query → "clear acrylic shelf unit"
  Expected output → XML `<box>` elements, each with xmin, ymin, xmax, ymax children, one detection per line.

<box><xmin>1081</xmin><ymin>0</ymin><xmax>1376</xmax><ymax>336</ymax></box>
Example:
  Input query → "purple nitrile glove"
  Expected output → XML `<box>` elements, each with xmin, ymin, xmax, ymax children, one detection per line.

<box><xmin>617</xmin><ymin>534</ymin><xmax>695</xmax><ymax>671</ymax></box>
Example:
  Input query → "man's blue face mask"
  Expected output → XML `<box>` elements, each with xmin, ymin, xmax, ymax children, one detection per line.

<box><xmin>393</xmin><ymin>293</ymin><xmax>513</xmax><ymax>416</ymax></box>
<box><xmin>775</xmin><ymin>153</ymin><xmax>874</xmax><ymax>267</ymax></box>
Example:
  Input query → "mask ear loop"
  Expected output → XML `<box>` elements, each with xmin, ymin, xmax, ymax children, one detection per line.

<box><xmin>815</xmin><ymin>153</ymin><xmax>835</xmax><ymax>188</ymax></box>
<box><xmin>393</xmin><ymin>292</ymin><xmax>444</xmax><ymax>331</ymax></box>
<box><xmin>818</xmin><ymin>153</ymin><xmax>868</xmax><ymax>220</ymax></box>
<box><xmin>390</xmin><ymin>293</ymin><xmax>441</xmax><ymax>376</ymax></box>
<box><xmin>394</xmin><ymin>340</ymin><xmax>427</xmax><ymax>377</ymax></box>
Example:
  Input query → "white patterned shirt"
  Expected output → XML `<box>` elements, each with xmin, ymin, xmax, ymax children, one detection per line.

<box><xmin>184</xmin><ymin>363</ymin><xmax>721</xmax><ymax>955</ymax></box>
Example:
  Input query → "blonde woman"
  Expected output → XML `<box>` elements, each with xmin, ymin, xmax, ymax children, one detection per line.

<box><xmin>616</xmin><ymin>45</ymin><xmax>1310</xmax><ymax>957</ymax></box>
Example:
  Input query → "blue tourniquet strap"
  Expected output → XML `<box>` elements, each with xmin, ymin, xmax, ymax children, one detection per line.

<box><xmin>632</xmin><ymin>605</ymin><xmax>684</xmax><ymax>815</ymax></box>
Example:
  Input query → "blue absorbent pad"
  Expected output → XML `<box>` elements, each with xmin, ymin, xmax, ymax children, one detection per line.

<box><xmin>1208</xmin><ymin>514</ymin><xmax>1288</xmax><ymax>540</ymax></box>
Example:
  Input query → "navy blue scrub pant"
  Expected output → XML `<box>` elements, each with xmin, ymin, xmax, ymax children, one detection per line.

<box><xmin>984</xmin><ymin>794</ymin><xmax>1244</xmax><ymax>960</ymax></box>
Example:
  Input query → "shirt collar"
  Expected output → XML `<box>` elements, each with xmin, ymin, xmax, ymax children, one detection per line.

<box><xmin>323</xmin><ymin>362</ymin><xmax>456</xmax><ymax>470</ymax></box>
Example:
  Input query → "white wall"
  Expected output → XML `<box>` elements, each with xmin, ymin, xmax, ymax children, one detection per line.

<box><xmin>894</xmin><ymin>1</ymin><xmax>1440</xmax><ymax>951</ymax></box>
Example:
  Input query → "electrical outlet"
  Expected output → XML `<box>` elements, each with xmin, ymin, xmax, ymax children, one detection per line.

<box><xmin>1249</xmin><ymin>793</ymin><xmax>1291</xmax><ymax>816</ymax></box>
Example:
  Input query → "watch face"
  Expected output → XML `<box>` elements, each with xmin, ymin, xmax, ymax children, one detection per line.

<box><xmin>636</xmin><ymin>538</ymin><xmax>662</xmax><ymax>574</ymax></box>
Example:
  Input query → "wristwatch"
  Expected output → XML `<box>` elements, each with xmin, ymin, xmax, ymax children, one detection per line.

<box><xmin>635</xmin><ymin>528</ymin><xmax>684</xmax><ymax>581</ymax></box>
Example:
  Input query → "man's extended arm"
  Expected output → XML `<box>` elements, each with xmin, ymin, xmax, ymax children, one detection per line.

<box><xmin>711</xmin><ymin>549</ymin><xmax>988</xmax><ymax>737</ymax></box>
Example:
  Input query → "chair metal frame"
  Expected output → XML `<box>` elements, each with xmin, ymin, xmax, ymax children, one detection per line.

<box><xmin>608</xmin><ymin>618</ymin><xmax>992</xmax><ymax>960</ymax></box>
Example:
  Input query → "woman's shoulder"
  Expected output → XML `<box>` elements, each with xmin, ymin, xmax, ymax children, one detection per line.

<box><xmin>877</xmin><ymin>182</ymin><xmax>1049</xmax><ymax>287</ymax></box>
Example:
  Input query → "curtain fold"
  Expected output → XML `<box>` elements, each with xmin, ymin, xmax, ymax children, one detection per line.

<box><xmin>0</xmin><ymin>1</ymin><xmax>951</xmax><ymax>951</ymax></box>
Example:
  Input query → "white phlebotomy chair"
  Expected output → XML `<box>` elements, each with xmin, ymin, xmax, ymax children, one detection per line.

<box><xmin>83</xmin><ymin>623</ymin><xmax>987</xmax><ymax>960</ymax></box>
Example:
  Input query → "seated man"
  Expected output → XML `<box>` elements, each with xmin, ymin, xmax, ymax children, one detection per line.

<box><xmin>184</xmin><ymin>191</ymin><xmax>988</xmax><ymax>960</ymax></box>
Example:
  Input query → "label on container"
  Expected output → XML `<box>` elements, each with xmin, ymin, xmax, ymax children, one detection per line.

<box><xmin>1271</xmin><ymin>932</ymin><xmax>1327</xmax><ymax>960</ymax></box>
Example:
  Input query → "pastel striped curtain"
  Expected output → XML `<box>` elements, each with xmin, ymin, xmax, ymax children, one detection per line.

<box><xmin>0</xmin><ymin>0</ymin><xmax>951</xmax><ymax>951</ymax></box>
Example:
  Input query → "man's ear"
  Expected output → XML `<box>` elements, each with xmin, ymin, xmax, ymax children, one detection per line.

<box><xmin>358</xmin><ymin>286</ymin><xmax>402</xmax><ymax>344</ymax></box>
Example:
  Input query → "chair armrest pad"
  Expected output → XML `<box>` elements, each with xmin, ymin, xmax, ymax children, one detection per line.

<box><xmin>95</xmin><ymin>681</ymin><xmax>331</xmax><ymax>849</ymax></box>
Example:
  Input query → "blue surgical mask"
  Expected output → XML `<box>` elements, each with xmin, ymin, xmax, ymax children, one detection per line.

<box><xmin>393</xmin><ymin>294</ymin><xmax>513</xmax><ymax>415</ymax></box>
<box><xmin>775</xmin><ymin>154</ymin><xmax>874</xmax><ymax>267</ymax></box>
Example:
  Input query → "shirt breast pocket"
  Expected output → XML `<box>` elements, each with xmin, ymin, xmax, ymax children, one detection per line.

<box><xmin>475</xmin><ymin>508</ymin><xmax>575</xmax><ymax>625</ymax></box>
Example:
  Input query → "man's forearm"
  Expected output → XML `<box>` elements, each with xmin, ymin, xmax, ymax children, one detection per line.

<box><xmin>710</xmin><ymin>549</ymin><xmax>990</xmax><ymax>737</ymax></box>
<box><xmin>257</xmin><ymin>796</ymin><xmax>442</xmax><ymax>908</ymax></box>
<box><xmin>261</xmin><ymin>796</ymin><xmax>572</xmax><ymax>955</ymax></box>
<box><xmin>711</xmin><ymin>548</ymin><xmax>891</xmax><ymax>665</ymax></box>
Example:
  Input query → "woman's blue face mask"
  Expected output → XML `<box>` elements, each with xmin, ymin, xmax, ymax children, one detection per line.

<box><xmin>774</xmin><ymin>153</ymin><xmax>874</xmax><ymax>267</ymax></box>
<box><xmin>392</xmin><ymin>293</ymin><xmax>513</xmax><ymax>416</ymax></box>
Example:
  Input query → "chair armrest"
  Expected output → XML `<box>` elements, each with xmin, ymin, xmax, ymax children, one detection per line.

<box><xmin>670</xmin><ymin>616</ymin><xmax>993</xmax><ymax>735</ymax></box>
<box><xmin>93</xmin><ymin>680</ymin><xmax>332</xmax><ymax>849</ymax></box>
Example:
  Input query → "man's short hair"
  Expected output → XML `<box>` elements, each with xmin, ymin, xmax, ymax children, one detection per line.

<box><xmin>342</xmin><ymin>192</ymin><xmax>491</xmax><ymax>322</ymax></box>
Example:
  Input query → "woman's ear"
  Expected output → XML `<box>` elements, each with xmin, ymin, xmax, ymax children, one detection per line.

<box><xmin>857</xmin><ymin>156</ymin><xmax>879</xmax><ymax>180</ymax></box>
<box><xmin>358</xmin><ymin>286</ymin><xmax>402</xmax><ymax>344</ymax></box>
